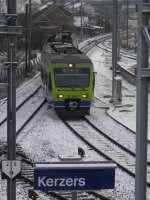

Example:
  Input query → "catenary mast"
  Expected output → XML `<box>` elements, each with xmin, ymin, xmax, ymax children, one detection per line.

<box><xmin>135</xmin><ymin>0</ymin><xmax>150</xmax><ymax>199</ymax></box>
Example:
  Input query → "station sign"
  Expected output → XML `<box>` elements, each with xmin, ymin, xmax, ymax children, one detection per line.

<box><xmin>34</xmin><ymin>161</ymin><xmax>116</xmax><ymax>191</ymax></box>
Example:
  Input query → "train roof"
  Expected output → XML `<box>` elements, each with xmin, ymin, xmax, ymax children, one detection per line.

<box><xmin>43</xmin><ymin>52</ymin><xmax>93</xmax><ymax>64</ymax></box>
<box><xmin>43</xmin><ymin>42</ymin><xmax>82</xmax><ymax>54</ymax></box>
<box><xmin>44</xmin><ymin>32</ymin><xmax>82</xmax><ymax>54</ymax></box>
<box><xmin>42</xmin><ymin>32</ymin><xmax>93</xmax><ymax>64</ymax></box>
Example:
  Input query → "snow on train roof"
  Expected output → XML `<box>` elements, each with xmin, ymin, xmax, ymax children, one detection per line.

<box><xmin>48</xmin><ymin>42</ymin><xmax>82</xmax><ymax>54</ymax></box>
<box><xmin>45</xmin><ymin>53</ymin><xmax>93</xmax><ymax>63</ymax></box>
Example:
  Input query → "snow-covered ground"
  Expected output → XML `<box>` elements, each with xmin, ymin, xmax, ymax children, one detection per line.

<box><xmin>1</xmin><ymin>39</ymin><xmax>150</xmax><ymax>199</ymax></box>
<box><xmin>88</xmin><ymin>44</ymin><xmax>150</xmax><ymax>141</ymax></box>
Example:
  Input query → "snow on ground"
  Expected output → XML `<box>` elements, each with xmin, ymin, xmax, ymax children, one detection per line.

<box><xmin>17</xmin><ymin>106</ymin><xmax>103</xmax><ymax>163</ymax></box>
<box><xmin>87</xmin><ymin>45</ymin><xmax>150</xmax><ymax>141</ymax></box>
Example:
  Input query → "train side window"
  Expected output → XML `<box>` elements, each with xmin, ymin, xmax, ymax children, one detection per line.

<box><xmin>49</xmin><ymin>73</ymin><xmax>52</xmax><ymax>90</ymax></box>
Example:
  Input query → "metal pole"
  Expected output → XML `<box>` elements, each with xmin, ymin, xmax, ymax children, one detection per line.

<box><xmin>117</xmin><ymin>3</ymin><xmax>120</xmax><ymax>59</ymax></box>
<box><xmin>103</xmin><ymin>0</ymin><xmax>106</xmax><ymax>33</ymax></box>
<box><xmin>72</xmin><ymin>0</ymin><xmax>74</xmax><ymax>33</ymax></box>
<box><xmin>25</xmin><ymin>4</ymin><xmax>28</xmax><ymax>76</ymax></box>
<box><xmin>7</xmin><ymin>0</ymin><xmax>17</xmax><ymax>199</ymax></box>
<box><xmin>135</xmin><ymin>0</ymin><xmax>149</xmax><ymax>199</ymax></box>
<box><xmin>99</xmin><ymin>0</ymin><xmax>103</xmax><ymax>35</ymax></box>
<box><xmin>72</xmin><ymin>192</ymin><xmax>77</xmax><ymax>200</ymax></box>
<box><xmin>111</xmin><ymin>0</ymin><xmax>118</xmax><ymax>102</ymax></box>
<box><xmin>80</xmin><ymin>0</ymin><xmax>83</xmax><ymax>41</ymax></box>
<box><xmin>99</xmin><ymin>0</ymin><xmax>101</xmax><ymax>34</ymax></box>
<box><xmin>126</xmin><ymin>0</ymin><xmax>129</xmax><ymax>48</ymax></box>
<box><xmin>28</xmin><ymin>0</ymin><xmax>31</xmax><ymax>71</ymax></box>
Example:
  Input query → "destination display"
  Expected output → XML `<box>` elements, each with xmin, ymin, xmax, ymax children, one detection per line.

<box><xmin>54</xmin><ymin>68</ymin><xmax>89</xmax><ymax>74</ymax></box>
<box><xmin>34</xmin><ymin>161</ymin><xmax>116</xmax><ymax>191</ymax></box>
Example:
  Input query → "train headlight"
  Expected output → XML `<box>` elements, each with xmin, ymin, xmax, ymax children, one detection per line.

<box><xmin>57</xmin><ymin>94</ymin><xmax>63</xmax><ymax>98</ymax></box>
<box><xmin>82</xmin><ymin>94</ymin><xmax>88</xmax><ymax>98</ymax></box>
<box><xmin>68</xmin><ymin>63</ymin><xmax>75</xmax><ymax>68</ymax></box>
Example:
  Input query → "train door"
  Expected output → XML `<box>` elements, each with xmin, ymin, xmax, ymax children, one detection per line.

<box><xmin>93</xmin><ymin>72</ymin><xmax>97</xmax><ymax>91</ymax></box>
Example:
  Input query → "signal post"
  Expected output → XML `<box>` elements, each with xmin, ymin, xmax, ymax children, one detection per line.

<box><xmin>135</xmin><ymin>0</ymin><xmax>150</xmax><ymax>199</ymax></box>
<box><xmin>0</xmin><ymin>0</ymin><xmax>21</xmax><ymax>200</ymax></box>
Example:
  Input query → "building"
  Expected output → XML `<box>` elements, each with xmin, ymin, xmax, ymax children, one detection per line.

<box><xmin>18</xmin><ymin>4</ymin><xmax>73</xmax><ymax>48</ymax></box>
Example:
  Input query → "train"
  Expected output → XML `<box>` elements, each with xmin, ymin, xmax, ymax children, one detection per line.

<box><xmin>40</xmin><ymin>32</ymin><xmax>95</xmax><ymax>117</ymax></box>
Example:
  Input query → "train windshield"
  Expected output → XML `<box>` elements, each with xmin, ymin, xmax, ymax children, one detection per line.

<box><xmin>54</xmin><ymin>68</ymin><xmax>90</xmax><ymax>87</ymax></box>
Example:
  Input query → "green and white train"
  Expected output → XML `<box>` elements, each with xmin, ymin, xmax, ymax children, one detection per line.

<box><xmin>40</xmin><ymin>32</ymin><xmax>95</xmax><ymax>117</ymax></box>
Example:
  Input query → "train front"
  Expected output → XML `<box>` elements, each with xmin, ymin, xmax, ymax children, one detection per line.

<box><xmin>51</xmin><ymin>55</ymin><xmax>94</xmax><ymax>117</ymax></box>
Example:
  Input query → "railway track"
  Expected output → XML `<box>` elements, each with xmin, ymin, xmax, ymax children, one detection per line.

<box><xmin>0</xmin><ymin>87</ymin><xmax>46</xmax><ymax>142</ymax></box>
<box><xmin>92</xmin><ymin>96</ymin><xmax>150</xmax><ymax>158</ymax></box>
<box><xmin>99</xmin><ymin>38</ymin><xmax>136</xmax><ymax>61</ymax></box>
<box><xmin>0</xmin><ymin>79</ymin><xmax>110</xmax><ymax>199</ymax></box>
<box><xmin>0</xmin><ymin>85</ymin><xmax>42</xmax><ymax>126</ymax></box>
<box><xmin>1</xmin><ymin>144</ymin><xmax>110</xmax><ymax>200</ymax></box>
<box><xmin>0</xmin><ymin>35</ymin><xmax>141</xmax><ymax>199</ymax></box>
<box><xmin>60</xmin><ymin>114</ymin><xmax>150</xmax><ymax>191</ymax></box>
<box><xmin>80</xmin><ymin>34</ymin><xmax>112</xmax><ymax>55</ymax></box>
<box><xmin>80</xmin><ymin>32</ymin><xmax>137</xmax><ymax>87</ymax></box>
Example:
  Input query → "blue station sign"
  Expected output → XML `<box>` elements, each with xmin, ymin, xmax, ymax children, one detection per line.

<box><xmin>34</xmin><ymin>161</ymin><xmax>116</xmax><ymax>191</ymax></box>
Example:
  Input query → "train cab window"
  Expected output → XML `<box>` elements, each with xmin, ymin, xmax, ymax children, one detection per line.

<box><xmin>54</xmin><ymin>68</ymin><xmax>90</xmax><ymax>87</ymax></box>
